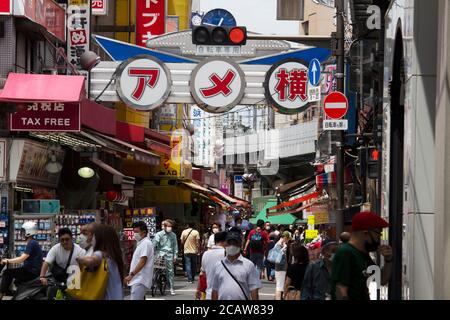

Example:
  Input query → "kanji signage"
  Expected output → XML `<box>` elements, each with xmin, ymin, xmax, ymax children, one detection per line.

<box><xmin>323</xmin><ymin>91</ymin><xmax>348</xmax><ymax>119</ymax></box>
<box><xmin>116</xmin><ymin>55</ymin><xmax>172</xmax><ymax>111</ymax></box>
<box><xmin>67</xmin><ymin>1</ymin><xmax>90</xmax><ymax>75</ymax></box>
<box><xmin>92</xmin><ymin>0</ymin><xmax>107</xmax><ymax>16</ymax></box>
<box><xmin>190</xmin><ymin>58</ymin><xmax>246</xmax><ymax>113</ymax></box>
<box><xmin>264</xmin><ymin>58</ymin><xmax>313</xmax><ymax>114</ymax></box>
<box><xmin>0</xmin><ymin>0</ymin><xmax>11</xmax><ymax>15</ymax></box>
<box><xmin>136</xmin><ymin>0</ymin><xmax>166</xmax><ymax>47</ymax></box>
<box><xmin>10</xmin><ymin>102</ymin><xmax>81</xmax><ymax>132</ymax></box>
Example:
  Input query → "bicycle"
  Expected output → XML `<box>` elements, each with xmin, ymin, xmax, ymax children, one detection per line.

<box><xmin>151</xmin><ymin>255</ymin><xmax>168</xmax><ymax>297</ymax></box>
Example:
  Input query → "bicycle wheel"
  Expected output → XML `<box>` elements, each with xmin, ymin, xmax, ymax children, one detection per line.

<box><xmin>160</xmin><ymin>276</ymin><xmax>167</xmax><ymax>296</ymax></box>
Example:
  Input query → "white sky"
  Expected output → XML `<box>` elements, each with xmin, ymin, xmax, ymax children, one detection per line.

<box><xmin>198</xmin><ymin>0</ymin><xmax>300</xmax><ymax>35</ymax></box>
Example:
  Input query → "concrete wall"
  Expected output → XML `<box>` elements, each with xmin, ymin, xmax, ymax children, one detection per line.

<box><xmin>299</xmin><ymin>0</ymin><xmax>335</xmax><ymax>36</ymax></box>
<box><xmin>434</xmin><ymin>0</ymin><xmax>450</xmax><ymax>300</ymax></box>
<box><xmin>383</xmin><ymin>0</ymin><xmax>438</xmax><ymax>299</ymax></box>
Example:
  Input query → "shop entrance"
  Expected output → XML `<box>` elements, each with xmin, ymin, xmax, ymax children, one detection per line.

<box><xmin>388</xmin><ymin>27</ymin><xmax>405</xmax><ymax>300</ymax></box>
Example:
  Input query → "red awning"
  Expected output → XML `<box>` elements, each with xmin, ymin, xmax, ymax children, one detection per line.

<box><xmin>81</xmin><ymin>99</ymin><xmax>116</xmax><ymax>136</ymax></box>
<box><xmin>266</xmin><ymin>191</ymin><xmax>320</xmax><ymax>216</ymax></box>
<box><xmin>0</xmin><ymin>73</ymin><xmax>85</xmax><ymax>103</ymax></box>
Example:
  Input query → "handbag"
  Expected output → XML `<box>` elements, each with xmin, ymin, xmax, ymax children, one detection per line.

<box><xmin>267</xmin><ymin>244</ymin><xmax>285</xmax><ymax>265</ymax></box>
<box><xmin>51</xmin><ymin>246</ymin><xmax>74</xmax><ymax>282</ymax></box>
<box><xmin>66</xmin><ymin>258</ymin><xmax>109</xmax><ymax>300</ymax></box>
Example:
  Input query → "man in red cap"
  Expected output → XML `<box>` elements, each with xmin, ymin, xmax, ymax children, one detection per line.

<box><xmin>331</xmin><ymin>212</ymin><xmax>393</xmax><ymax>300</ymax></box>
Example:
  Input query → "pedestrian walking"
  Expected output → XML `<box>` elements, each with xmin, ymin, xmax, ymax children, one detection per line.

<box><xmin>0</xmin><ymin>221</ymin><xmax>43</xmax><ymax>300</ymax></box>
<box><xmin>283</xmin><ymin>243</ymin><xmax>309</xmax><ymax>300</ymax></box>
<box><xmin>79</xmin><ymin>222</ymin><xmax>98</xmax><ymax>256</ymax></box>
<box><xmin>301</xmin><ymin>239</ymin><xmax>337</xmax><ymax>300</ymax></box>
<box><xmin>153</xmin><ymin>219</ymin><xmax>178</xmax><ymax>295</ymax></box>
<box><xmin>200</xmin><ymin>231</ymin><xmax>227</xmax><ymax>299</ymax></box>
<box><xmin>264</xmin><ymin>232</ymin><xmax>276</xmax><ymax>281</ymax></box>
<box><xmin>180</xmin><ymin>222</ymin><xmax>201</xmax><ymax>283</ymax></box>
<box><xmin>331</xmin><ymin>212</ymin><xmax>392</xmax><ymax>300</ymax></box>
<box><xmin>124</xmin><ymin>221</ymin><xmax>154</xmax><ymax>300</ymax></box>
<box><xmin>39</xmin><ymin>227</ymin><xmax>86</xmax><ymax>285</ymax></box>
<box><xmin>339</xmin><ymin>231</ymin><xmax>351</xmax><ymax>244</ymax></box>
<box><xmin>274</xmin><ymin>231</ymin><xmax>291</xmax><ymax>300</ymax></box>
<box><xmin>244</xmin><ymin>219</ymin><xmax>269</xmax><ymax>279</ymax></box>
<box><xmin>207</xmin><ymin>222</ymin><xmax>221</xmax><ymax>250</ymax></box>
<box><xmin>211</xmin><ymin>231</ymin><xmax>261</xmax><ymax>300</ymax></box>
<box><xmin>76</xmin><ymin>224</ymin><xmax>125</xmax><ymax>300</ymax></box>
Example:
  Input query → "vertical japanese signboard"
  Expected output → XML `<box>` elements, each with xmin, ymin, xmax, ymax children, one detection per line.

<box><xmin>0</xmin><ymin>139</ymin><xmax>6</xmax><ymax>181</ymax></box>
<box><xmin>91</xmin><ymin>0</ymin><xmax>107</xmax><ymax>16</ymax></box>
<box><xmin>67</xmin><ymin>0</ymin><xmax>90</xmax><ymax>76</ymax></box>
<box><xmin>0</xmin><ymin>0</ymin><xmax>11</xmax><ymax>15</ymax></box>
<box><xmin>136</xmin><ymin>0</ymin><xmax>166</xmax><ymax>47</ymax></box>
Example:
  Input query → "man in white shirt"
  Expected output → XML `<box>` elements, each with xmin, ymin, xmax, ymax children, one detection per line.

<box><xmin>207</xmin><ymin>222</ymin><xmax>221</xmax><ymax>250</ymax></box>
<box><xmin>124</xmin><ymin>221</ymin><xmax>154</xmax><ymax>300</ymax></box>
<box><xmin>211</xmin><ymin>230</ymin><xmax>261</xmax><ymax>300</ymax></box>
<box><xmin>40</xmin><ymin>228</ymin><xmax>86</xmax><ymax>285</ymax></box>
<box><xmin>201</xmin><ymin>231</ymin><xmax>227</xmax><ymax>299</ymax></box>
<box><xmin>78</xmin><ymin>223</ymin><xmax>97</xmax><ymax>256</ymax></box>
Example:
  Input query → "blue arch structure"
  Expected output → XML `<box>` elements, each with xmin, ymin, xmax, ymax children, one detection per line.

<box><xmin>93</xmin><ymin>34</ymin><xmax>331</xmax><ymax>66</ymax></box>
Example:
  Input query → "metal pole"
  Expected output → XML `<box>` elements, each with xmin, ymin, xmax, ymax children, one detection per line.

<box><xmin>335</xmin><ymin>0</ymin><xmax>346</xmax><ymax>241</ymax></box>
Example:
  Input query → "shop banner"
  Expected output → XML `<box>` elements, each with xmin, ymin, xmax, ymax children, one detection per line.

<box><xmin>67</xmin><ymin>0</ymin><xmax>90</xmax><ymax>76</ymax></box>
<box><xmin>10</xmin><ymin>102</ymin><xmax>80</xmax><ymax>132</ymax></box>
<box><xmin>234</xmin><ymin>175</ymin><xmax>243</xmax><ymax>199</ymax></box>
<box><xmin>0</xmin><ymin>140</ymin><xmax>5</xmax><ymax>181</ymax></box>
<box><xmin>91</xmin><ymin>0</ymin><xmax>107</xmax><ymax>16</ymax></box>
<box><xmin>14</xmin><ymin>0</ymin><xmax>66</xmax><ymax>41</ymax></box>
<box><xmin>136</xmin><ymin>0</ymin><xmax>165</xmax><ymax>47</ymax></box>
<box><xmin>0</xmin><ymin>0</ymin><xmax>11</xmax><ymax>15</ymax></box>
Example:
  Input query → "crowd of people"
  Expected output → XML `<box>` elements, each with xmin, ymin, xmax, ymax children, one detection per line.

<box><xmin>0</xmin><ymin>211</ymin><xmax>393</xmax><ymax>301</ymax></box>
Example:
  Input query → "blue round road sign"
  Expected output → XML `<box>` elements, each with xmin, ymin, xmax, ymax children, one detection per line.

<box><xmin>308</xmin><ymin>58</ymin><xmax>321</xmax><ymax>86</ymax></box>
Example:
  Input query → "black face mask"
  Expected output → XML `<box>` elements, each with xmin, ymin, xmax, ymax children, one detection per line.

<box><xmin>364</xmin><ymin>233</ymin><xmax>380</xmax><ymax>252</ymax></box>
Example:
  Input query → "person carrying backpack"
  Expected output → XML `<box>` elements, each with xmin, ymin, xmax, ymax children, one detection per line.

<box><xmin>244</xmin><ymin>220</ymin><xmax>269</xmax><ymax>279</ymax></box>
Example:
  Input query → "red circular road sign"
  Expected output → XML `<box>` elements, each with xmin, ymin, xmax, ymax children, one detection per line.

<box><xmin>323</xmin><ymin>91</ymin><xmax>349</xmax><ymax>119</ymax></box>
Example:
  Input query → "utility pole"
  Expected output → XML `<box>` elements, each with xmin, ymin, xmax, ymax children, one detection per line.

<box><xmin>335</xmin><ymin>0</ymin><xmax>346</xmax><ymax>241</ymax></box>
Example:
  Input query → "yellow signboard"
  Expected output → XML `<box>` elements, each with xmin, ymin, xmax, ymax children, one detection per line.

<box><xmin>307</xmin><ymin>215</ymin><xmax>315</xmax><ymax>226</ymax></box>
<box><xmin>306</xmin><ymin>230</ymin><xmax>319</xmax><ymax>239</ymax></box>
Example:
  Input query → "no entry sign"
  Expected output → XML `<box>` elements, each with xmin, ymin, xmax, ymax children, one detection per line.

<box><xmin>323</xmin><ymin>91</ymin><xmax>348</xmax><ymax>119</ymax></box>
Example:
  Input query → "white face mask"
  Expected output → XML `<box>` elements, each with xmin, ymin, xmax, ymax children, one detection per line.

<box><xmin>225</xmin><ymin>245</ymin><xmax>241</xmax><ymax>256</ymax></box>
<box><xmin>165</xmin><ymin>227</ymin><xmax>172</xmax><ymax>233</ymax></box>
<box><xmin>134</xmin><ymin>233</ymin><xmax>142</xmax><ymax>242</ymax></box>
<box><xmin>212</xmin><ymin>228</ymin><xmax>219</xmax><ymax>234</ymax></box>
<box><xmin>78</xmin><ymin>234</ymin><xmax>88</xmax><ymax>249</ymax></box>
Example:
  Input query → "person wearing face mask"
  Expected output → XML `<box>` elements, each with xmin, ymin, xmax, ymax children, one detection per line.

<box><xmin>124</xmin><ymin>221</ymin><xmax>154</xmax><ymax>300</ymax></box>
<box><xmin>152</xmin><ymin>219</ymin><xmax>178</xmax><ymax>295</ymax></box>
<box><xmin>331</xmin><ymin>212</ymin><xmax>392</xmax><ymax>300</ymax></box>
<box><xmin>78</xmin><ymin>223</ymin><xmax>97</xmax><ymax>256</ymax></box>
<box><xmin>301</xmin><ymin>239</ymin><xmax>337</xmax><ymax>300</ymax></box>
<box><xmin>207</xmin><ymin>222</ymin><xmax>221</xmax><ymax>250</ymax></box>
<box><xmin>211</xmin><ymin>231</ymin><xmax>261</xmax><ymax>300</ymax></box>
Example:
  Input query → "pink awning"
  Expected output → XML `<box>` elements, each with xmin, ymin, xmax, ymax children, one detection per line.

<box><xmin>0</xmin><ymin>73</ymin><xmax>85</xmax><ymax>103</ymax></box>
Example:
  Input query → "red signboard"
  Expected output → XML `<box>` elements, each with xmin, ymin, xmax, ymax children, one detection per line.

<box><xmin>136</xmin><ymin>0</ymin><xmax>166</xmax><ymax>47</ymax></box>
<box><xmin>92</xmin><ymin>0</ymin><xmax>107</xmax><ymax>15</ymax></box>
<box><xmin>323</xmin><ymin>91</ymin><xmax>349</xmax><ymax>120</ymax></box>
<box><xmin>10</xmin><ymin>102</ymin><xmax>81</xmax><ymax>132</ymax></box>
<box><xmin>19</xmin><ymin>0</ymin><xmax>66</xmax><ymax>42</ymax></box>
<box><xmin>0</xmin><ymin>0</ymin><xmax>11</xmax><ymax>15</ymax></box>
